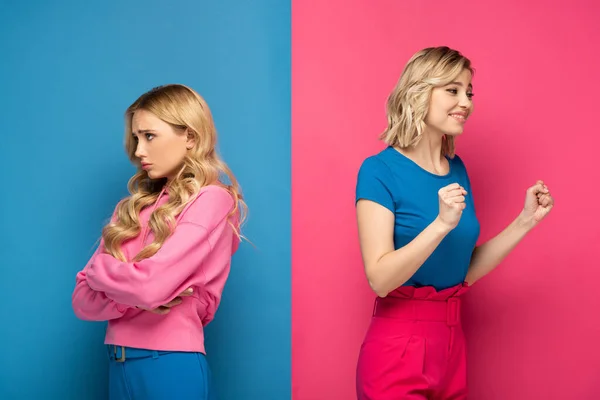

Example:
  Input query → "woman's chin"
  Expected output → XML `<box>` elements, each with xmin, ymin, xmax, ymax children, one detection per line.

<box><xmin>146</xmin><ymin>170</ymin><xmax>162</xmax><ymax>180</ymax></box>
<box><xmin>445</xmin><ymin>130</ymin><xmax>464</xmax><ymax>137</ymax></box>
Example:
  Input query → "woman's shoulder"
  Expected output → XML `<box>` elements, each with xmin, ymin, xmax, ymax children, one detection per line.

<box><xmin>359</xmin><ymin>147</ymin><xmax>395</xmax><ymax>172</ymax></box>
<box><xmin>448</xmin><ymin>153</ymin><xmax>469</xmax><ymax>172</ymax></box>
<box><xmin>179</xmin><ymin>184</ymin><xmax>236</xmax><ymax>227</ymax></box>
<box><xmin>197</xmin><ymin>183</ymin><xmax>233</xmax><ymax>198</ymax></box>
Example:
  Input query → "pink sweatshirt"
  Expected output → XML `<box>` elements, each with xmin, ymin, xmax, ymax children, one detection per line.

<box><xmin>71</xmin><ymin>184</ymin><xmax>239</xmax><ymax>353</ymax></box>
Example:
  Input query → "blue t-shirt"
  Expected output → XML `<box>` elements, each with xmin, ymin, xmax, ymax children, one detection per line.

<box><xmin>356</xmin><ymin>146</ymin><xmax>480</xmax><ymax>290</ymax></box>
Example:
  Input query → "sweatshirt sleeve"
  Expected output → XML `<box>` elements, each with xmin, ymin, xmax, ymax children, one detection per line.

<box><xmin>85</xmin><ymin>186</ymin><xmax>236</xmax><ymax>310</ymax></box>
<box><xmin>195</xmin><ymin>234</ymin><xmax>236</xmax><ymax>327</ymax></box>
<box><xmin>71</xmin><ymin>240</ymin><xmax>132</xmax><ymax>321</ymax></box>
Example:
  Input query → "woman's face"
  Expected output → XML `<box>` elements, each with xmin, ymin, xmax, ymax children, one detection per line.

<box><xmin>425</xmin><ymin>69</ymin><xmax>474</xmax><ymax>137</ymax></box>
<box><xmin>131</xmin><ymin>109</ymin><xmax>194</xmax><ymax>181</ymax></box>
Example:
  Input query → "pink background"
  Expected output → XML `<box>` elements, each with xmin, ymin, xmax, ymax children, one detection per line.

<box><xmin>292</xmin><ymin>1</ymin><xmax>600</xmax><ymax>399</ymax></box>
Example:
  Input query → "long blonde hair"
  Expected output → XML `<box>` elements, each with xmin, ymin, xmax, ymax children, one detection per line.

<box><xmin>102</xmin><ymin>84</ymin><xmax>247</xmax><ymax>262</ymax></box>
<box><xmin>380</xmin><ymin>46</ymin><xmax>474</xmax><ymax>157</ymax></box>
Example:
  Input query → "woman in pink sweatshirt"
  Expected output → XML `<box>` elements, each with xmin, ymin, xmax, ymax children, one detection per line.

<box><xmin>71</xmin><ymin>84</ymin><xmax>245</xmax><ymax>400</ymax></box>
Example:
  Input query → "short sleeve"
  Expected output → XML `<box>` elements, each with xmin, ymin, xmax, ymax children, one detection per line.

<box><xmin>355</xmin><ymin>156</ymin><xmax>396</xmax><ymax>213</ymax></box>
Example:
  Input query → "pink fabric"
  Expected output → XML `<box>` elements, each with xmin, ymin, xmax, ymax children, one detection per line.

<box><xmin>71</xmin><ymin>185</ymin><xmax>240</xmax><ymax>353</ymax></box>
<box><xmin>356</xmin><ymin>283</ymin><xmax>469</xmax><ymax>400</ymax></box>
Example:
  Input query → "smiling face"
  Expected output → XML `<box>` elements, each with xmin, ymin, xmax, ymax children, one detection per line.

<box><xmin>131</xmin><ymin>109</ymin><xmax>195</xmax><ymax>181</ymax></box>
<box><xmin>424</xmin><ymin>68</ymin><xmax>474</xmax><ymax>137</ymax></box>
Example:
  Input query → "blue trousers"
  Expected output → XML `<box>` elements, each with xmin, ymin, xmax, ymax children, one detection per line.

<box><xmin>108</xmin><ymin>345</ymin><xmax>216</xmax><ymax>400</ymax></box>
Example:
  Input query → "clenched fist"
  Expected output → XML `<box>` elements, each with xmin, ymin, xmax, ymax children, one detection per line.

<box><xmin>520</xmin><ymin>180</ymin><xmax>554</xmax><ymax>228</ymax></box>
<box><xmin>437</xmin><ymin>183</ymin><xmax>468</xmax><ymax>230</ymax></box>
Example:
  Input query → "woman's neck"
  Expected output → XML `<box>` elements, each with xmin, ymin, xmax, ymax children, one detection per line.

<box><xmin>395</xmin><ymin>132</ymin><xmax>448</xmax><ymax>175</ymax></box>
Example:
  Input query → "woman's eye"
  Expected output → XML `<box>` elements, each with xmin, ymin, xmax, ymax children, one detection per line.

<box><xmin>446</xmin><ymin>88</ymin><xmax>458</xmax><ymax>95</ymax></box>
<box><xmin>146</xmin><ymin>133</ymin><xmax>155</xmax><ymax>141</ymax></box>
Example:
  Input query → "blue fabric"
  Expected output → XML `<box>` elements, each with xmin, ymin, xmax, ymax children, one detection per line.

<box><xmin>108</xmin><ymin>346</ymin><xmax>216</xmax><ymax>400</ymax></box>
<box><xmin>356</xmin><ymin>146</ymin><xmax>481</xmax><ymax>290</ymax></box>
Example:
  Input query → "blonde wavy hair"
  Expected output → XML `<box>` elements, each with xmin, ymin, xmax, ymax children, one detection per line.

<box><xmin>102</xmin><ymin>84</ymin><xmax>247</xmax><ymax>262</ymax></box>
<box><xmin>380</xmin><ymin>46</ymin><xmax>474</xmax><ymax>157</ymax></box>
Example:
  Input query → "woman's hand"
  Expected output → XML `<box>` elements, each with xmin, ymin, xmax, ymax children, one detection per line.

<box><xmin>137</xmin><ymin>287</ymin><xmax>194</xmax><ymax>315</ymax></box>
<box><xmin>519</xmin><ymin>180</ymin><xmax>554</xmax><ymax>229</ymax></box>
<box><xmin>437</xmin><ymin>183</ymin><xmax>468</xmax><ymax>231</ymax></box>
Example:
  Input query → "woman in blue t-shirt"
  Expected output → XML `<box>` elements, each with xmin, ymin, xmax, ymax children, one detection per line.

<box><xmin>355</xmin><ymin>47</ymin><xmax>554</xmax><ymax>399</ymax></box>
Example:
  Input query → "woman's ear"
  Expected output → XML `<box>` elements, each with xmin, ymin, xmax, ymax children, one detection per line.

<box><xmin>185</xmin><ymin>129</ymin><xmax>196</xmax><ymax>150</ymax></box>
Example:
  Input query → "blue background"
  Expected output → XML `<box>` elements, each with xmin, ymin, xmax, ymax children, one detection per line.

<box><xmin>0</xmin><ymin>1</ymin><xmax>290</xmax><ymax>399</ymax></box>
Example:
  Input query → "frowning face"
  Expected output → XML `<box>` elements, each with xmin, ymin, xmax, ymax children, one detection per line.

<box><xmin>131</xmin><ymin>109</ymin><xmax>194</xmax><ymax>181</ymax></box>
